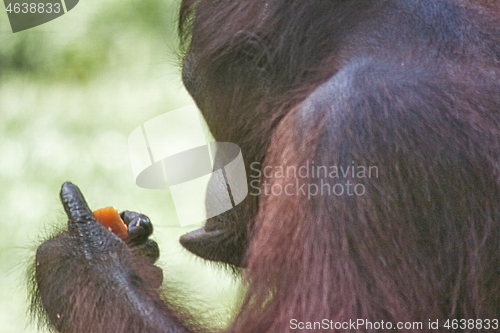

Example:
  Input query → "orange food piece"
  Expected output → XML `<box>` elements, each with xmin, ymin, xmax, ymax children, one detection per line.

<box><xmin>93</xmin><ymin>207</ymin><xmax>128</xmax><ymax>240</ymax></box>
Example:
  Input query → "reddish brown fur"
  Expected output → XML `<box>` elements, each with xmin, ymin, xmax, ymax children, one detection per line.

<box><xmin>180</xmin><ymin>0</ymin><xmax>500</xmax><ymax>332</ymax></box>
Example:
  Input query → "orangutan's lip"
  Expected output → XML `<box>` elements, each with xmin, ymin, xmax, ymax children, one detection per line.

<box><xmin>179</xmin><ymin>227</ymin><xmax>244</xmax><ymax>266</ymax></box>
<box><xmin>179</xmin><ymin>227</ymin><xmax>227</xmax><ymax>248</ymax></box>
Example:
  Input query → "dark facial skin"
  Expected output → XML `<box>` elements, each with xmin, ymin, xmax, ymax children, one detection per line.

<box><xmin>178</xmin><ymin>39</ymin><xmax>277</xmax><ymax>267</ymax></box>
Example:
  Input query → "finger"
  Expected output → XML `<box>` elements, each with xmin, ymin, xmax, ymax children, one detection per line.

<box><xmin>60</xmin><ymin>182</ymin><xmax>119</xmax><ymax>254</ymax></box>
<box><xmin>120</xmin><ymin>211</ymin><xmax>153</xmax><ymax>244</ymax></box>
<box><xmin>60</xmin><ymin>182</ymin><xmax>96</xmax><ymax>230</ymax></box>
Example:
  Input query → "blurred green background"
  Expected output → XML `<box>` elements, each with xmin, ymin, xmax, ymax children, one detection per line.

<box><xmin>0</xmin><ymin>1</ymin><xmax>239</xmax><ymax>332</ymax></box>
